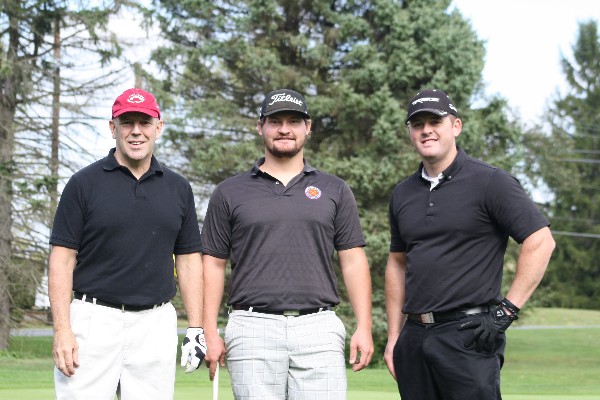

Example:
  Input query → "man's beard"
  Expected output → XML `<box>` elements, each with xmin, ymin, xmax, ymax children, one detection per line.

<box><xmin>265</xmin><ymin>137</ymin><xmax>304</xmax><ymax>158</ymax></box>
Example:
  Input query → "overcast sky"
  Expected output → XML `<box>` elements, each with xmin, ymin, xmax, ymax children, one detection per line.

<box><xmin>451</xmin><ymin>0</ymin><xmax>600</xmax><ymax>123</ymax></box>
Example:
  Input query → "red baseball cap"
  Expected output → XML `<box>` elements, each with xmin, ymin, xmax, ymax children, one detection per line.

<box><xmin>112</xmin><ymin>88</ymin><xmax>161</xmax><ymax>119</ymax></box>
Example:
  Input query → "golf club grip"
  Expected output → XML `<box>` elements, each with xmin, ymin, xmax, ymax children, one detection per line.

<box><xmin>213</xmin><ymin>328</ymin><xmax>220</xmax><ymax>400</ymax></box>
<box><xmin>212</xmin><ymin>361</ymin><xmax>219</xmax><ymax>400</ymax></box>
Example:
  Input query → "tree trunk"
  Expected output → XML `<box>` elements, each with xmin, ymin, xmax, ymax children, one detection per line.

<box><xmin>0</xmin><ymin>5</ymin><xmax>20</xmax><ymax>350</ymax></box>
<box><xmin>41</xmin><ymin>9</ymin><xmax>62</xmax><ymax>324</ymax></box>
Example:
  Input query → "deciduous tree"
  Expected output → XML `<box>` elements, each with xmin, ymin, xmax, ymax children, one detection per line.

<box><xmin>0</xmin><ymin>0</ymin><xmax>129</xmax><ymax>349</ymax></box>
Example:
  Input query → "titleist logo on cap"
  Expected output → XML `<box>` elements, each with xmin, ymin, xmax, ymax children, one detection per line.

<box><xmin>260</xmin><ymin>89</ymin><xmax>310</xmax><ymax>119</ymax></box>
<box><xmin>268</xmin><ymin>93</ymin><xmax>304</xmax><ymax>107</ymax></box>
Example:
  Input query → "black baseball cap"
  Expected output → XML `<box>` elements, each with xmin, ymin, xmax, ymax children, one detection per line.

<box><xmin>406</xmin><ymin>88</ymin><xmax>458</xmax><ymax>123</ymax></box>
<box><xmin>259</xmin><ymin>89</ymin><xmax>310</xmax><ymax>119</ymax></box>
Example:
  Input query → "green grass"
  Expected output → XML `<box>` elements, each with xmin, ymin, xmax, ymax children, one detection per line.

<box><xmin>2</xmin><ymin>336</ymin><xmax>53</xmax><ymax>359</ymax></box>
<box><xmin>2</xmin><ymin>308</ymin><xmax>599</xmax><ymax>399</ymax></box>
<box><xmin>515</xmin><ymin>307</ymin><xmax>600</xmax><ymax>327</ymax></box>
<box><xmin>0</xmin><ymin>356</ymin><xmax>398</xmax><ymax>399</ymax></box>
<box><xmin>502</xmin><ymin>328</ymin><xmax>600</xmax><ymax>395</ymax></box>
<box><xmin>0</xmin><ymin>359</ymin><xmax>54</xmax><ymax>389</ymax></box>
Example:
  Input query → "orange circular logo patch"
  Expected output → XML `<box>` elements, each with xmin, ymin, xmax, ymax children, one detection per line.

<box><xmin>305</xmin><ymin>186</ymin><xmax>322</xmax><ymax>200</ymax></box>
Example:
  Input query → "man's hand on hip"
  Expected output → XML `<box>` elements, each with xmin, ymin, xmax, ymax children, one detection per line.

<box><xmin>458</xmin><ymin>298</ymin><xmax>520</xmax><ymax>352</ymax></box>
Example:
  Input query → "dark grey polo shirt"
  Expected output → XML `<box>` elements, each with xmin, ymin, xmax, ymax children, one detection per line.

<box><xmin>201</xmin><ymin>158</ymin><xmax>366</xmax><ymax>310</ymax></box>
<box><xmin>389</xmin><ymin>147</ymin><xmax>550</xmax><ymax>314</ymax></box>
<box><xmin>50</xmin><ymin>148</ymin><xmax>202</xmax><ymax>305</ymax></box>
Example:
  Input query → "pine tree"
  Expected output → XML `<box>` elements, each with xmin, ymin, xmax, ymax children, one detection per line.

<box><xmin>526</xmin><ymin>20</ymin><xmax>600</xmax><ymax>308</ymax></box>
<box><xmin>149</xmin><ymin>0</ymin><xmax>525</xmax><ymax>357</ymax></box>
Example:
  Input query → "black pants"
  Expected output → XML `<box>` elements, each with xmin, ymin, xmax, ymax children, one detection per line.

<box><xmin>393</xmin><ymin>317</ymin><xmax>505</xmax><ymax>400</ymax></box>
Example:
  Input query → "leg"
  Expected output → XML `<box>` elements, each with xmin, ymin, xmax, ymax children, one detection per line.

<box><xmin>287</xmin><ymin>311</ymin><xmax>347</xmax><ymax>400</ymax></box>
<box><xmin>54</xmin><ymin>299</ymin><xmax>123</xmax><ymax>400</ymax></box>
<box><xmin>427</xmin><ymin>318</ymin><xmax>505</xmax><ymax>400</ymax></box>
<box><xmin>118</xmin><ymin>303</ymin><xmax>178</xmax><ymax>400</ymax></box>
<box><xmin>225</xmin><ymin>311</ymin><xmax>288</xmax><ymax>399</ymax></box>
<box><xmin>393</xmin><ymin>320</ymin><xmax>441</xmax><ymax>400</ymax></box>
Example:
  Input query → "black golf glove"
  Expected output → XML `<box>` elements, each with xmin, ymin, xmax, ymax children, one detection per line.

<box><xmin>458</xmin><ymin>298</ymin><xmax>520</xmax><ymax>352</ymax></box>
<box><xmin>180</xmin><ymin>327</ymin><xmax>207</xmax><ymax>373</ymax></box>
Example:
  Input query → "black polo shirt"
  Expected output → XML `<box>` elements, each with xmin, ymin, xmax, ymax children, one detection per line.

<box><xmin>50</xmin><ymin>148</ymin><xmax>202</xmax><ymax>305</ymax></box>
<box><xmin>389</xmin><ymin>147</ymin><xmax>550</xmax><ymax>314</ymax></box>
<box><xmin>201</xmin><ymin>158</ymin><xmax>366</xmax><ymax>310</ymax></box>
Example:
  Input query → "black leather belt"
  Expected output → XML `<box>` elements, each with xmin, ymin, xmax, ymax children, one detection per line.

<box><xmin>231</xmin><ymin>304</ymin><xmax>331</xmax><ymax>316</ymax></box>
<box><xmin>74</xmin><ymin>291</ymin><xmax>166</xmax><ymax>312</ymax></box>
<box><xmin>408</xmin><ymin>305</ymin><xmax>490</xmax><ymax>324</ymax></box>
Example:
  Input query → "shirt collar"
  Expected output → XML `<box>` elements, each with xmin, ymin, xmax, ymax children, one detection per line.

<box><xmin>102</xmin><ymin>148</ymin><xmax>163</xmax><ymax>176</ymax></box>
<box><xmin>421</xmin><ymin>168</ymin><xmax>444</xmax><ymax>182</ymax></box>
<box><xmin>442</xmin><ymin>146</ymin><xmax>466</xmax><ymax>180</ymax></box>
<box><xmin>251</xmin><ymin>157</ymin><xmax>316</xmax><ymax>176</ymax></box>
<box><xmin>417</xmin><ymin>146</ymin><xmax>466</xmax><ymax>183</ymax></box>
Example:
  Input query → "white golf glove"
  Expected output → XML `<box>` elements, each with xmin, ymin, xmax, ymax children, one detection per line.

<box><xmin>180</xmin><ymin>327</ymin><xmax>207</xmax><ymax>373</ymax></box>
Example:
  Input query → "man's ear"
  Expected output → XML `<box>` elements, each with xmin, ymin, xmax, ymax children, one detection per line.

<box><xmin>256</xmin><ymin>120</ymin><xmax>264</xmax><ymax>136</ymax></box>
<box><xmin>156</xmin><ymin>119</ymin><xmax>164</xmax><ymax>139</ymax></box>
<box><xmin>109</xmin><ymin>120</ymin><xmax>116</xmax><ymax>139</ymax></box>
<box><xmin>453</xmin><ymin>117</ymin><xmax>462</xmax><ymax>138</ymax></box>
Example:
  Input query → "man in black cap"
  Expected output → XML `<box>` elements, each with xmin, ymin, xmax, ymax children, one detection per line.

<box><xmin>383</xmin><ymin>88</ymin><xmax>555</xmax><ymax>399</ymax></box>
<box><xmin>202</xmin><ymin>88</ymin><xmax>374</xmax><ymax>399</ymax></box>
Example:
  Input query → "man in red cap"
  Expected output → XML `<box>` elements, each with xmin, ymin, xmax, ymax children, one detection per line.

<box><xmin>49</xmin><ymin>88</ymin><xmax>205</xmax><ymax>399</ymax></box>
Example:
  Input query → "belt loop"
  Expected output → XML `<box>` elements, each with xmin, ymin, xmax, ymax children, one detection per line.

<box><xmin>121</xmin><ymin>304</ymin><xmax>125</xmax><ymax>313</ymax></box>
<box><xmin>227</xmin><ymin>305</ymin><xmax>232</xmax><ymax>315</ymax></box>
<box><xmin>248</xmin><ymin>306</ymin><xmax>253</xmax><ymax>312</ymax></box>
<box><xmin>82</xmin><ymin>293</ymin><xmax>87</xmax><ymax>302</ymax></box>
<box><xmin>318</xmin><ymin>307</ymin><xmax>323</xmax><ymax>313</ymax></box>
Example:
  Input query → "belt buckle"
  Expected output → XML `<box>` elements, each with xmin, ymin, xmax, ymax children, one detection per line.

<box><xmin>283</xmin><ymin>310</ymin><xmax>300</xmax><ymax>316</ymax></box>
<box><xmin>465</xmin><ymin>306</ymin><xmax>486</xmax><ymax>315</ymax></box>
<box><xmin>420</xmin><ymin>312</ymin><xmax>435</xmax><ymax>323</ymax></box>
